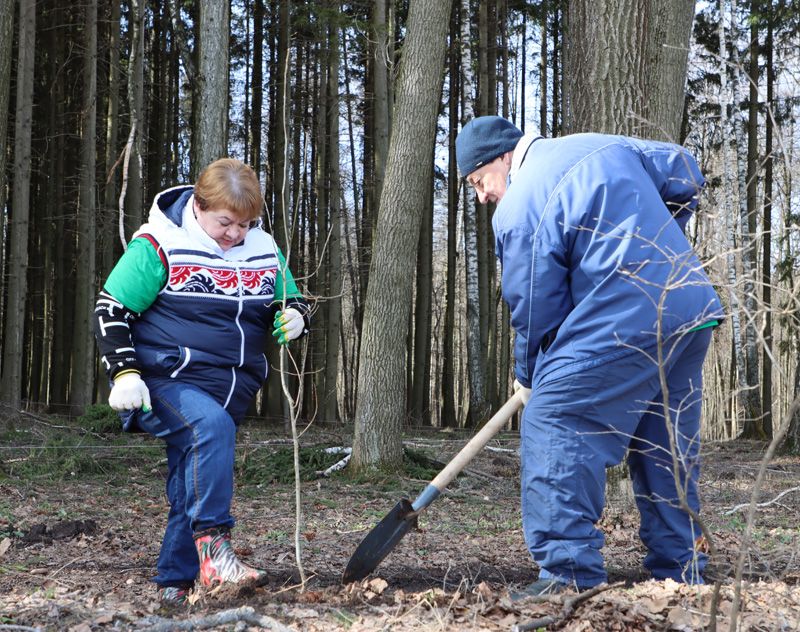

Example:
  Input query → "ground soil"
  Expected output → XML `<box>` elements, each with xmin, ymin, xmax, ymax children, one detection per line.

<box><xmin>1</xmin><ymin>418</ymin><xmax>798</xmax><ymax>631</ymax></box>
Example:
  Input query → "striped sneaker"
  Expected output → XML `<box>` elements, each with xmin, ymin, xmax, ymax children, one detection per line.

<box><xmin>158</xmin><ymin>584</ymin><xmax>192</xmax><ymax>606</ymax></box>
<box><xmin>194</xmin><ymin>527</ymin><xmax>267</xmax><ymax>587</ymax></box>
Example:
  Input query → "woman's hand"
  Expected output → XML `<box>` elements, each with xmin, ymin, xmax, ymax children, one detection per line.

<box><xmin>272</xmin><ymin>307</ymin><xmax>305</xmax><ymax>345</ymax></box>
<box><xmin>109</xmin><ymin>371</ymin><xmax>152</xmax><ymax>411</ymax></box>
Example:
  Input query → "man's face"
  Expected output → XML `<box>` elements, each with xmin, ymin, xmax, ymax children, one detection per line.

<box><xmin>466</xmin><ymin>153</ymin><xmax>511</xmax><ymax>205</ymax></box>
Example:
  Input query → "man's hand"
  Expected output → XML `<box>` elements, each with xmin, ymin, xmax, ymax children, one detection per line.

<box><xmin>272</xmin><ymin>307</ymin><xmax>305</xmax><ymax>345</ymax></box>
<box><xmin>513</xmin><ymin>379</ymin><xmax>531</xmax><ymax>405</ymax></box>
<box><xmin>109</xmin><ymin>372</ymin><xmax>152</xmax><ymax>412</ymax></box>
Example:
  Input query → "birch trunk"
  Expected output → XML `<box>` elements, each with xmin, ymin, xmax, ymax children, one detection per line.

<box><xmin>718</xmin><ymin>0</ymin><xmax>750</xmax><ymax>436</ymax></box>
<box><xmin>461</xmin><ymin>0</ymin><xmax>489</xmax><ymax>425</ymax></box>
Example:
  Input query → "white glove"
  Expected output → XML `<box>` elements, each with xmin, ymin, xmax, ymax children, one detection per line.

<box><xmin>109</xmin><ymin>372</ymin><xmax>152</xmax><ymax>411</ymax></box>
<box><xmin>513</xmin><ymin>379</ymin><xmax>531</xmax><ymax>406</ymax></box>
<box><xmin>273</xmin><ymin>307</ymin><xmax>305</xmax><ymax>344</ymax></box>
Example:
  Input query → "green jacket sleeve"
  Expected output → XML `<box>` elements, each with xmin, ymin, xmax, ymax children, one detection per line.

<box><xmin>272</xmin><ymin>246</ymin><xmax>304</xmax><ymax>302</ymax></box>
<box><xmin>103</xmin><ymin>237</ymin><xmax>167</xmax><ymax>313</ymax></box>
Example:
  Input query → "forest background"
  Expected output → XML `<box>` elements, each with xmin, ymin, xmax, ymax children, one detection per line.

<box><xmin>1</xmin><ymin>0</ymin><xmax>800</xmax><ymax>469</ymax></box>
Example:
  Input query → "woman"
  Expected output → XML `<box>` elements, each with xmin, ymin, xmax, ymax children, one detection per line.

<box><xmin>93</xmin><ymin>158</ymin><xmax>310</xmax><ymax>605</ymax></box>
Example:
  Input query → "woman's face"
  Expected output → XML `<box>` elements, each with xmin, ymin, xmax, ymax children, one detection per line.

<box><xmin>194</xmin><ymin>201</ymin><xmax>254</xmax><ymax>251</ymax></box>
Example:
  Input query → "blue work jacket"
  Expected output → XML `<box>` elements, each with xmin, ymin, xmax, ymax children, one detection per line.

<box><xmin>494</xmin><ymin>133</ymin><xmax>724</xmax><ymax>388</ymax></box>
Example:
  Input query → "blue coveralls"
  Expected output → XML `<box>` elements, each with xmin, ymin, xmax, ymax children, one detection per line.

<box><xmin>493</xmin><ymin>134</ymin><xmax>723</xmax><ymax>587</ymax></box>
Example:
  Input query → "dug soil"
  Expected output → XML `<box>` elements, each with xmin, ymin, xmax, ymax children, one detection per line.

<box><xmin>1</xmin><ymin>417</ymin><xmax>798</xmax><ymax>631</ymax></box>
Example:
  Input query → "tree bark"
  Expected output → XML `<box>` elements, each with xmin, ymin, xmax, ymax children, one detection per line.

<box><xmin>0</xmin><ymin>0</ymin><xmax>14</xmax><ymax>335</ymax></box>
<box><xmin>70</xmin><ymin>0</ymin><xmax>98</xmax><ymax>411</ymax></box>
<box><xmin>564</xmin><ymin>0</ymin><xmax>696</xmax><ymax>140</ymax></box>
<box><xmin>461</xmin><ymin>0</ymin><xmax>490</xmax><ymax>426</ymax></box>
<box><xmin>1</xmin><ymin>0</ymin><xmax>36</xmax><ymax>408</ymax></box>
<box><xmin>252</xmin><ymin>0</ymin><xmax>264</xmax><ymax>177</ymax></box>
<box><xmin>351</xmin><ymin>0</ymin><xmax>451</xmax><ymax>470</ymax></box>
<box><xmin>441</xmin><ymin>1</ymin><xmax>459</xmax><ymax>426</ymax></box>
<box><xmin>324</xmin><ymin>15</ymin><xmax>343</xmax><ymax>424</ymax></box>
<box><xmin>123</xmin><ymin>0</ymin><xmax>145</xmax><ymax>240</ymax></box>
<box><xmin>761</xmin><ymin>1</ymin><xmax>774</xmax><ymax>438</ymax></box>
<box><xmin>192</xmin><ymin>0</ymin><xmax>230</xmax><ymax>174</ymax></box>
<box><xmin>411</xmin><ymin>175</ymin><xmax>433</xmax><ymax>424</ymax></box>
<box><xmin>101</xmin><ymin>0</ymin><xmax>121</xmax><ymax>278</ymax></box>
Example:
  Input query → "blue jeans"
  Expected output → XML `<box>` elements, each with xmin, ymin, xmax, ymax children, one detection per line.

<box><xmin>521</xmin><ymin>328</ymin><xmax>712</xmax><ymax>588</ymax></box>
<box><xmin>135</xmin><ymin>378</ymin><xmax>238</xmax><ymax>587</ymax></box>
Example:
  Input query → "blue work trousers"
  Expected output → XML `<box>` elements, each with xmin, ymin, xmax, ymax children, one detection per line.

<box><xmin>135</xmin><ymin>378</ymin><xmax>238</xmax><ymax>587</ymax></box>
<box><xmin>521</xmin><ymin>328</ymin><xmax>712</xmax><ymax>588</ymax></box>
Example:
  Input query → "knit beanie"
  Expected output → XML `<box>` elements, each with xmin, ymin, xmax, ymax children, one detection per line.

<box><xmin>455</xmin><ymin>116</ymin><xmax>523</xmax><ymax>177</ymax></box>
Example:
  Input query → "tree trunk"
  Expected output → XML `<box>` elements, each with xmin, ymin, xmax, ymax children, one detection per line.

<box><xmin>351</xmin><ymin>0</ymin><xmax>451</xmax><ymax>471</ymax></box>
<box><xmin>0</xmin><ymin>0</ymin><xmax>14</xmax><ymax>337</ymax></box>
<box><xmin>441</xmin><ymin>1</ymin><xmax>459</xmax><ymax>427</ymax></box>
<box><xmin>70</xmin><ymin>0</ymin><xmax>98</xmax><ymax>411</ymax></box>
<box><xmin>564</xmin><ymin>0</ymin><xmax>696</xmax><ymax>140</ymax></box>
<box><xmin>761</xmin><ymin>0</ymin><xmax>774</xmax><ymax>438</ymax></box>
<box><xmin>192</xmin><ymin>0</ymin><xmax>230</xmax><ymax>173</ymax></box>
<box><xmin>411</xmin><ymin>175</ymin><xmax>433</xmax><ymax>424</ymax></box>
<box><xmin>1</xmin><ymin>0</ymin><xmax>36</xmax><ymax>408</ymax></box>
<box><xmin>461</xmin><ymin>0</ymin><xmax>490</xmax><ymax>426</ymax></box>
<box><xmin>324</xmin><ymin>16</ymin><xmax>343</xmax><ymax>424</ymax></box>
<box><xmin>538</xmin><ymin>4</ymin><xmax>547</xmax><ymax>135</ymax></box>
<box><xmin>251</xmin><ymin>0</ymin><xmax>264</xmax><ymax>177</ymax></box>
<box><xmin>123</xmin><ymin>0</ymin><xmax>144</xmax><ymax>240</ymax></box>
<box><xmin>102</xmin><ymin>0</ymin><xmax>121</xmax><ymax>279</ymax></box>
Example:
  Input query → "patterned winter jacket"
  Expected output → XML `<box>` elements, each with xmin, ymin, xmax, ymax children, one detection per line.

<box><xmin>94</xmin><ymin>186</ymin><xmax>309</xmax><ymax>426</ymax></box>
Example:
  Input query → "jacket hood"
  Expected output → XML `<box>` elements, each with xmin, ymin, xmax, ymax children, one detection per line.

<box><xmin>149</xmin><ymin>186</ymin><xmax>194</xmax><ymax>228</ymax></box>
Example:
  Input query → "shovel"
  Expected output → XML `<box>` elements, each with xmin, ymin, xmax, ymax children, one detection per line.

<box><xmin>342</xmin><ymin>391</ymin><xmax>525</xmax><ymax>583</ymax></box>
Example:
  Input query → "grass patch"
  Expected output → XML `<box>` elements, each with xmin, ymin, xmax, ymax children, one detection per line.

<box><xmin>236</xmin><ymin>446</ymin><xmax>348</xmax><ymax>484</ymax></box>
<box><xmin>3</xmin><ymin>434</ymin><xmax>161</xmax><ymax>481</ymax></box>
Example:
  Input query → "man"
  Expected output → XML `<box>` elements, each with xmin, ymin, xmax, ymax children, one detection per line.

<box><xmin>456</xmin><ymin>116</ymin><xmax>722</xmax><ymax>597</ymax></box>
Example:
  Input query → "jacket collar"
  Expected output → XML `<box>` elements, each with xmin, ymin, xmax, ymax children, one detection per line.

<box><xmin>509</xmin><ymin>132</ymin><xmax>543</xmax><ymax>183</ymax></box>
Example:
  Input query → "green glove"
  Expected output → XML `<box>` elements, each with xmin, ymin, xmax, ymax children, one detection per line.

<box><xmin>272</xmin><ymin>307</ymin><xmax>304</xmax><ymax>345</ymax></box>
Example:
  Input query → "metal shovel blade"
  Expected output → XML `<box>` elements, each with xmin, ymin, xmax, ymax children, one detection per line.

<box><xmin>342</xmin><ymin>497</ymin><xmax>418</xmax><ymax>583</ymax></box>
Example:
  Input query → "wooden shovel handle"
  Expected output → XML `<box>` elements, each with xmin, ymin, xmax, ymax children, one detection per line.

<box><xmin>429</xmin><ymin>391</ymin><xmax>524</xmax><ymax>493</ymax></box>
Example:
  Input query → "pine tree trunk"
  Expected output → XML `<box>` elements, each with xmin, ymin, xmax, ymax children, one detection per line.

<box><xmin>1</xmin><ymin>0</ymin><xmax>36</xmax><ymax>409</ymax></box>
<box><xmin>251</xmin><ymin>0</ymin><xmax>264</xmax><ymax>177</ymax></box>
<box><xmin>0</xmin><ymin>0</ymin><xmax>13</xmax><ymax>337</ymax></box>
<box><xmin>102</xmin><ymin>0</ymin><xmax>121</xmax><ymax>277</ymax></box>
<box><xmin>538</xmin><ymin>6</ymin><xmax>546</xmax><ymax>135</ymax></box>
<box><xmin>123</xmin><ymin>0</ymin><xmax>144</xmax><ymax>239</ymax></box>
<box><xmin>324</xmin><ymin>16</ymin><xmax>343</xmax><ymax>424</ymax></box>
<box><xmin>70</xmin><ymin>0</ymin><xmax>98</xmax><ymax>411</ymax></box>
<box><xmin>351</xmin><ymin>0</ymin><xmax>451</xmax><ymax>471</ymax></box>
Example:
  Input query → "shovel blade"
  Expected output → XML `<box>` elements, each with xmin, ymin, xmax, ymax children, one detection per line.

<box><xmin>342</xmin><ymin>498</ymin><xmax>417</xmax><ymax>583</ymax></box>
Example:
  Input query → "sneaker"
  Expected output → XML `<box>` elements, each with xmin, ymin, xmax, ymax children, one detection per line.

<box><xmin>510</xmin><ymin>578</ymin><xmax>571</xmax><ymax>601</ymax></box>
<box><xmin>158</xmin><ymin>585</ymin><xmax>192</xmax><ymax>606</ymax></box>
<box><xmin>194</xmin><ymin>527</ymin><xmax>267</xmax><ymax>587</ymax></box>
